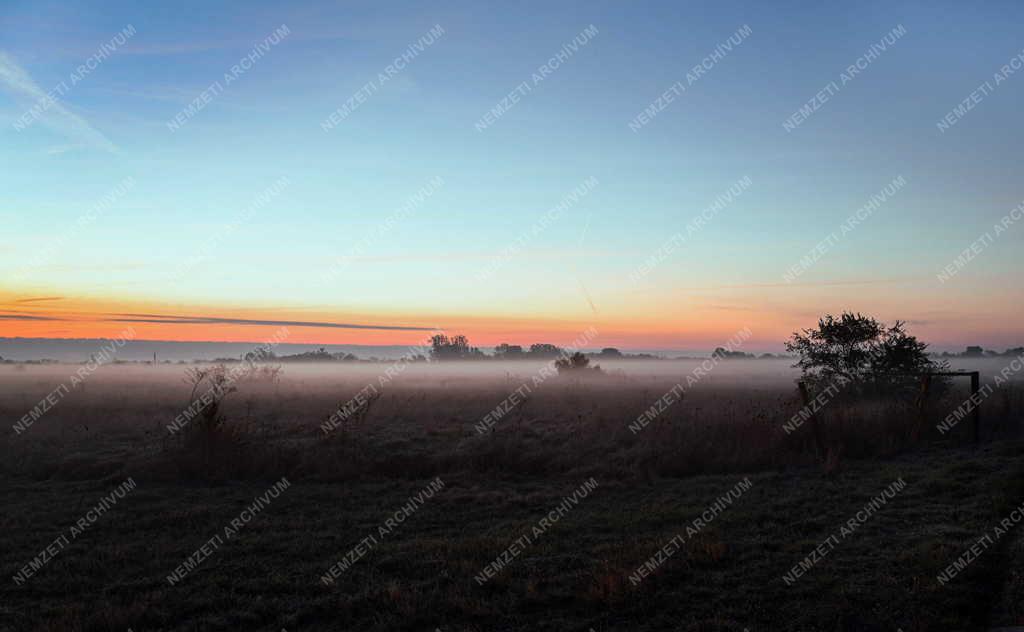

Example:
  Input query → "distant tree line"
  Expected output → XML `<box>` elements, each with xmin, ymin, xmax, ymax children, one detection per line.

<box><xmin>0</xmin><ymin>343</ymin><xmax>792</xmax><ymax>365</ymax></box>
<box><xmin>939</xmin><ymin>345</ymin><xmax>1024</xmax><ymax>358</ymax></box>
<box><xmin>20</xmin><ymin>325</ymin><xmax>1016</xmax><ymax>367</ymax></box>
<box><xmin>445</xmin><ymin>339</ymin><xmax>665</xmax><ymax>362</ymax></box>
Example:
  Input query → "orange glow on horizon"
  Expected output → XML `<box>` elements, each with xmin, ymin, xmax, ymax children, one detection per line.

<box><xmin>0</xmin><ymin>290</ymin><xmax>772</xmax><ymax>350</ymax></box>
<box><xmin>2</xmin><ymin>287</ymin><xmax>1020</xmax><ymax>352</ymax></box>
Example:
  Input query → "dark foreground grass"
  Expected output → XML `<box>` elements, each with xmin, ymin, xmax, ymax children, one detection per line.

<box><xmin>3</xmin><ymin>441</ymin><xmax>1024</xmax><ymax>632</ymax></box>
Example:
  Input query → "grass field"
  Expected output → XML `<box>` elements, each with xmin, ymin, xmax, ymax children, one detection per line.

<box><xmin>2</xmin><ymin>361</ymin><xmax>1023</xmax><ymax>631</ymax></box>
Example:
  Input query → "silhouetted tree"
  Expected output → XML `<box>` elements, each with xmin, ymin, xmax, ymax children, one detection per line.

<box><xmin>494</xmin><ymin>343</ymin><xmax>524</xmax><ymax>357</ymax></box>
<box><xmin>786</xmin><ymin>312</ymin><xmax>946</xmax><ymax>395</ymax></box>
<box><xmin>430</xmin><ymin>334</ymin><xmax>453</xmax><ymax>359</ymax></box>
<box><xmin>712</xmin><ymin>347</ymin><xmax>752</xmax><ymax>360</ymax></box>
<box><xmin>431</xmin><ymin>334</ymin><xmax>483</xmax><ymax>360</ymax></box>
<box><xmin>242</xmin><ymin>346</ymin><xmax>277</xmax><ymax>364</ymax></box>
<box><xmin>529</xmin><ymin>343</ymin><xmax>562</xmax><ymax>358</ymax></box>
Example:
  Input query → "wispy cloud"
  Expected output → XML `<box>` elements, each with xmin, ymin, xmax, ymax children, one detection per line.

<box><xmin>22</xmin><ymin>263</ymin><xmax>146</xmax><ymax>274</ymax></box>
<box><xmin>0</xmin><ymin>314</ymin><xmax>59</xmax><ymax>321</ymax></box>
<box><xmin>0</xmin><ymin>308</ymin><xmax>436</xmax><ymax>332</ymax></box>
<box><xmin>106</xmin><ymin>313</ymin><xmax>436</xmax><ymax>332</ymax></box>
<box><xmin>14</xmin><ymin>296</ymin><xmax>65</xmax><ymax>303</ymax></box>
<box><xmin>0</xmin><ymin>51</ymin><xmax>116</xmax><ymax>152</ymax></box>
<box><xmin>701</xmin><ymin>304</ymin><xmax>760</xmax><ymax>312</ymax></box>
<box><xmin>117</xmin><ymin>22</ymin><xmax>359</xmax><ymax>57</ymax></box>
<box><xmin>317</xmin><ymin>249</ymin><xmax>622</xmax><ymax>265</ymax></box>
<box><xmin>668</xmin><ymin>277</ymin><xmax>924</xmax><ymax>292</ymax></box>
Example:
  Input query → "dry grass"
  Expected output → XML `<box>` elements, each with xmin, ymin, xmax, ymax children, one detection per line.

<box><xmin>2</xmin><ymin>361</ymin><xmax>1015</xmax><ymax>483</ymax></box>
<box><xmin>2</xmin><ymin>361</ymin><xmax>1023</xmax><ymax>630</ymax></box>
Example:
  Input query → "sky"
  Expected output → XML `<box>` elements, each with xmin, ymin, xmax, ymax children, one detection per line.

<box><xmin>1</xmin><ymin>0</ymin><xmax>1023</xmax><ymax>353</ymax></box>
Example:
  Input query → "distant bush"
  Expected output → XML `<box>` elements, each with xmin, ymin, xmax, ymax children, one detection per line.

<box><xmin>555</xmin><ymin>352</ymin><xmax>602</xmax><ymax>375</ymax></box>
<box><xmin>182</xmin><ymin>364</ymin><xmax>236</xmax><ymax>434</ymax></box>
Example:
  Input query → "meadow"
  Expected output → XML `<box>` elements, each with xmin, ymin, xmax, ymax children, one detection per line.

<box><xmin>2</xmin><ymin>358</ymin><xmax>1023</xmax><ymax>631</ymax></box>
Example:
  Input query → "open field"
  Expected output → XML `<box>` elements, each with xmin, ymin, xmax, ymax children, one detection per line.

<box><xmin>2</xmin><ymin>360</ymin><xmax>1024</xmax><ymax>631</ymax></box>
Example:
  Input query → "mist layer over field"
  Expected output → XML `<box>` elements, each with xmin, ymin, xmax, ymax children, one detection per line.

<box><xmin>2</xmin><ymin>354</ymin><xmax>1015</xmax><ymax>406</ymax></box>
<box><xmin>3</xmin><ymin>356</ymin><xmax>1020</xmax><ymax>484</ymax></box>
<box><xmin>3</xmin><ymin>359</ymin><xmax>1024</xmax><ymax>630</ymax></box>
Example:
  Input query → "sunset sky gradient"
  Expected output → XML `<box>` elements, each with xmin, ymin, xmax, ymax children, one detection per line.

<box><xmin>2</xmin><ymin>1</ymin><xmax>1023</xmax><ymax>352</ymax></box>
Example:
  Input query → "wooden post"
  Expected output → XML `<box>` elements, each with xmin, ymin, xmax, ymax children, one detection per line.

<box><xmin>970</xmin><ymin>371</ymin><xmax>981</xmax><ymax>443</ymax></box>
<box><xmin>797</xmin><ymin>381</ymin><xmax>826</xmax><ymax>459</ymax></box>
<box><xmin>914</xmin><ymin>374</ymin><xmax>931</xmax><ymax>441</ymax></box>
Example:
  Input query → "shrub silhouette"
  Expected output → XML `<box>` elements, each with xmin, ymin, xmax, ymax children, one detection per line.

<box><xmin>786</xmin><ymin>312</ymin><xmax>946</xmax><ymax>396</ymax></box>
<box><xmin>555</xmin><ymin>352</ymin><xmax>601</xmax><ymax>375</ymax></box>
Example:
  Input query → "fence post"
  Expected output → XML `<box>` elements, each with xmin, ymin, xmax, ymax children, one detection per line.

<box><xmin>970</xmin><ymin>371</ymin><xmax>981</xmax><ymax>443</ymax></box>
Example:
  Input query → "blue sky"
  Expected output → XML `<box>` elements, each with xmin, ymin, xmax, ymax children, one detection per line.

<box><xmin>1</xmin><ymin>0</ymin><xmax>1022</xmax><ymax>350</ymax></box>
